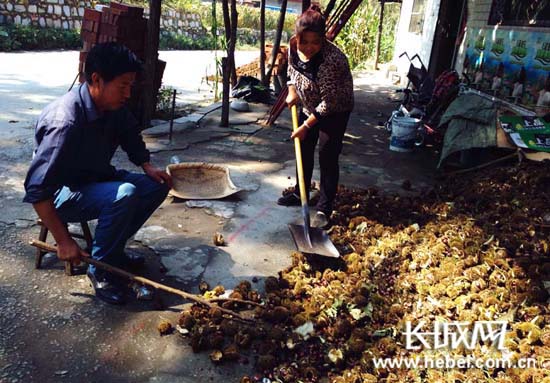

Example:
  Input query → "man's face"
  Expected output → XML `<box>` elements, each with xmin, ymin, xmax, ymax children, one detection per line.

<box><xmin>90</xmin><ymin>72</ymin><xmax>136</xmax><ymax>112</ymax></box>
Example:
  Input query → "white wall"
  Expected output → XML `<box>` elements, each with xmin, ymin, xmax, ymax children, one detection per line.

<box><xmin>392</xmin><ymin>0</ymin><xmax>441</xmax><ymax>82</ymax></box>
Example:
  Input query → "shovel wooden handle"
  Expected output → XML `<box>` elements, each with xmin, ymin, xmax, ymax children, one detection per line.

<box><xmin>291</xmin><ymin>105</ymin><xmax>310</xmax><ymax>230</ymax></box>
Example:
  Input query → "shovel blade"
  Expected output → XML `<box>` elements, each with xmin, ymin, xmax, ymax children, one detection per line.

<box><xmin>288</xmin><ymin>224</ymin><xmax>340</xmax><ymax>258</ymax></box>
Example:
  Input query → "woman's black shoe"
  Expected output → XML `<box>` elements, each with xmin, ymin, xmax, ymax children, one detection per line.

<box><xmin>312</xmin><ymin>211</ymin><xmax>329</xmax><ymax>229</ymax></box>
<box><xmin>277</xmin><ymin>192</ymin><xmax>301</xmax><ymax>206</ymax></box>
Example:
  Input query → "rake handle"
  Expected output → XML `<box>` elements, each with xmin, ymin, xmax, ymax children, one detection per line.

<box><xmin>29</xmin><ymin>239</ymin><xmax>253</xmax><ymax>322</ymax></box>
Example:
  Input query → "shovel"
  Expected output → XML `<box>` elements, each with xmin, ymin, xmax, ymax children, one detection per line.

<box><xmin>287</xmin><ymin>105</ymin><xmax>340</xmax><ymax>258</ymax></box>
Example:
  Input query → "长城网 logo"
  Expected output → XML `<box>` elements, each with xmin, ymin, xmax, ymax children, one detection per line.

<box><xmin>403</xmin><ymin>321</ymin><xmax>508</xmax><ymax>351</ymax></box>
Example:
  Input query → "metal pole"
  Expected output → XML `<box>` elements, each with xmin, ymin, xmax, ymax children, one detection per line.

<box><xmin>221</xmin><ymin>57</ymin><xmax>230</xmax><ymax>127</ymax></box>
<box><xmin>451</xmin><ymin>0</ymin><xmax>467</xmax><ymax>70</ymax></box>
<box><xmin>169</xmin><ymin>89</ymin><xmax>176</xmax><ymax>143</ymax></box>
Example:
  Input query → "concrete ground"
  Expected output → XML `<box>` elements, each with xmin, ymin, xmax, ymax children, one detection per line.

<box><xmin>0</xmin><ymin>52</ymin><xmax>438</xmax><ymax>382</ymax></box>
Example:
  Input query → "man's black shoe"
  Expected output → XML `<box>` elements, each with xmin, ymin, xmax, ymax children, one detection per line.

<box><xmin>277</xmin><ymin>192</ymin><xmax>301</xmax><ymax>206</ymax></box>
<box><xmin>87</xmin><ymin>270</ymin><xmax>126</xmax><ymax>305</ymax></box>
<box><xmin>121</xmin><ymin>252</ymin><xmax>146</xmax><ymax>268</ymax></box>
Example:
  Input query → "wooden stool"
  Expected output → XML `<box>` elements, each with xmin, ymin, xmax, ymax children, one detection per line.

<box><xmin>31</xmin><ymin>219</ymin><xmax>93</xmax><ymax>276</ymax></box>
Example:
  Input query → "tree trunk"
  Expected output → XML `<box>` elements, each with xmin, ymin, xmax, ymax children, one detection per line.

<box><xmin>260</xmin><ymin>0</ymin><xmax>266</xmax><ymax>85</ymax></box>
<box><xmin>374</xmin><ymin>0</ymin><xmax>385</xmax><ymax>70</ymax></box>
<box><xmin>221</xmin><ymin>0</ymin><xmax>238</xmax><ymax>127</ymax></box>
<box><xmin>265</xmin><ymin>0</ymin><xmax>287</xmax><ymax>86</ymax></box>
<box><xmin>229</xmin><ymin>0</ymin><xmax>238</xmax><ymax>86</ymax></box>
<box><xmin>141</xmin><ymin>0</ymin><xmax>161</xmax><ymax>130</ymax></box>
<box><xmin>222</xmin><ymin>0</ymin><xmax>231</xmax><ymax>44</ymax></box>
<box><xmin>222</xmin><ymin>0</ymin><xmax>237</xmax><ymax>87</ymax></box>
<box><xmin>210</xmin><ymin>0</ymin><xmax>220</xmax><ymax>101</ymax></box>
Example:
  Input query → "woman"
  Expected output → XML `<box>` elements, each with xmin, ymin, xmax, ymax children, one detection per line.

<box><xmin>277</xmin><ymin>5</ymin><xmax>354</xmax><ymax>229</ymax></box>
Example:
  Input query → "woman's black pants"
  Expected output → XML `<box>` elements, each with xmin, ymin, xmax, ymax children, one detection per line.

<box><xmin>295</xmin><ymin>110</ymin><xmax>351</xmax><ymax>215</ymax></box>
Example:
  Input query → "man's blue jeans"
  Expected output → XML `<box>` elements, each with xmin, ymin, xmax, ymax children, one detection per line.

<box><xmin>53</xmin><ymin>170</ymin><xmax>169</xmax><ymax>275</ymax></box>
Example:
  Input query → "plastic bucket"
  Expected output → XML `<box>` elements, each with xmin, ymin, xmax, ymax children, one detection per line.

<box><xmin>389</xmin><ymin>115</ymin><xmax>421</xmax><ymax>152</ymax></box>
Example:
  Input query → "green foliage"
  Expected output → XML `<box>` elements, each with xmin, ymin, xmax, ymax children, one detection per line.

<box><xmin>158</xmin><ymin>30</ymin><xmax>215</xmax><ymax>50</ymax></box>
<box><xmin>335</xmin><ymin>0</ymin><xmax>400</xmax><ymax>68</ymax></box>
<box><xmin>124</xmin><ymin>0</ymin><xmax>296</xmax><ymax>37</ymax></box>
<box><xmin>236</xmin><ymin>5</ymin><xmax>296</xmax><ymax>33</ymax></box>
<box><xmin>0</xmin><ymin>24</ymin><xmax>81</xmax><ymax>52</ymax></box>
<box><xmin>165</xmin><ymin>0</ymin><xmax>204</xmax><ymax>13</ymax></box>
<box><xmin>156</xmin><ymin>85</ymin><xmax>177</xmax><ymax>112</ymax></box>
<box><xmin>192</xmin><ymin>2</ymin><xmax>296</xmax><ymax>37</ymax></box>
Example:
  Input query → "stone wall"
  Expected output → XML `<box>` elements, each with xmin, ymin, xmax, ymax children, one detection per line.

<box><xmin>0</xmin><ymin>1</ymin><xmax>207</xmax><ymax>40</ymax></box>
<box><xmin>0</xmin><ymin>0</ymin><xmax>91</xmax><ymax>30</ymax></box>
<box><xmin>0</xmin><ymin>1</ymin><xmax>287</xmax><ymax>44</ymax></box>
<box><xmin>152</xmin><ymin>7</ymin><xmax>205</xmax><ymax>39</ymax></box>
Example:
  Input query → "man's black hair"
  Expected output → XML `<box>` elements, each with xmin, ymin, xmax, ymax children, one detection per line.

<box><xmin>84</xmin><ymin>42</ymin><xmax>142</xmax><ymax>84</ymax></box>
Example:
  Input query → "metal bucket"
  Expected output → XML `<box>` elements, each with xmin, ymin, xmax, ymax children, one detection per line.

<box><xmin>389</xmin><ymin>115</ymin><xmax>421</xmax><ymax>152</ymax></box>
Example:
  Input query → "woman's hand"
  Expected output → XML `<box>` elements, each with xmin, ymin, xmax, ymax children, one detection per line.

<box><xmin>286</xmin><ymin>85</ymin><xmax>299</xmax><ymax>107</ymax></box>
<box><xmin>291</xmin><ymin>124</ymin><xmax>309</xmax><ymax>141</ymax></box>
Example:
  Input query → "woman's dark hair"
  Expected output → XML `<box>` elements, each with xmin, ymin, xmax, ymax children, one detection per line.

<box><xmin>295</xmin><ymin>5</ymin><xmax>326</xmax><ymax>38</ymax></box>
<box><xmin>85</xmin><ymin>42</ymin><xmax>142</xmax><ymax>84</ymax></box>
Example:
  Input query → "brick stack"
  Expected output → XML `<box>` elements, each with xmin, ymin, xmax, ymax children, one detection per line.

<box><xmin>78</xmin><ymin>2</ymin><xmax>166</xmax><ymax>123</ymax></box>
<box><xmin>79</xmin><ymin>8</ymin><xmax>101</xmax><ymax>83</ymax></box>
<box><xmin>98</xmin><ymin>4</ymin><xmax>146</xmax><ymax>56</ymax></box>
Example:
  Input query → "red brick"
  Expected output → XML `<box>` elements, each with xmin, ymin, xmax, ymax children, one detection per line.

<box><xmin>83</xmin><ymin>8</ymin><xmax>101</xmax><ymax>22</ymax></box>
<box><xmin>82</xmin><ymin>40</ymin><xmax>94</xmax><ymax>52</ymax></box>
<box><xmin>80</xmin><ymin>30</ymin><xmax>98</xmax><ymax>43</ymax></box>
<box><xmin>110</xmin><ymin>1</ymin><xmax>144</xmax><ymax>17</ymax></box>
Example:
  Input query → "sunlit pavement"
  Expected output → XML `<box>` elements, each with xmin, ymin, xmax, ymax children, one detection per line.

<box><xmin>0</xmin><ymin>50</ymin><xmax>258</xmax><ymax>135</ymax></box>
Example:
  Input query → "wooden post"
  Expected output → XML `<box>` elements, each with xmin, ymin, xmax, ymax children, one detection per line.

<box><xmin>265</xmin><ymin>0</ymin><xmax>288</xmax><ymax>85</ymax></box>
<box><xmin>141</xmin><ymin>0</ymin><xmax>161</xmax><ymax>130</ymax></box>
<box><xmin>324</xmin><ymin>0</ymin><xmax>337</xmax><ymax>17</ymax></box>
<box><xmin>374</xmin><ymin>0</ymin><xmax>385</xmax><ymax>70</ymax></box>
<box><xmin>260</xmin><ymin>0</ymin><xmax>266</xmax><ymax>85</ymax></box>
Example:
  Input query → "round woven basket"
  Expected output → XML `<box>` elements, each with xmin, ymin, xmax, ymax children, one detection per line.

<box><xmin>166</xmin><ymin>162</ymin><xmax>241</xmax><ymax>200</ymax></box>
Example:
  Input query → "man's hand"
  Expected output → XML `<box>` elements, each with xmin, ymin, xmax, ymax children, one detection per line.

<box><xmin>57</xmin><ymin>238</ymin><xmax>89</xmax><ymax>266</ymax></box>
<box><xmin>33</xmin><ymin>199</ymin><xmax>90</xmax><ymax>266</ymax></box>
<box><xmin>286</xmin><ymin>85</ymin><xmax>299</xmax><ymax>107</ymax></box>
<box><xmin>142</xmin><ymin>162</ymin><xmax>173</xmax><ymax>188</ymax></box>
<box><xmin>291</xmin><ymin>124</ymin><xmax>309</xmax><ymax>141</ymax></box>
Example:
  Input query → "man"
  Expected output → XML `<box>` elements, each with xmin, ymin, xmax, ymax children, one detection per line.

<box><xmin>23</xmin><ymin>42</ymin><xmax>172</xmax><ymax>305</ymax></box>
